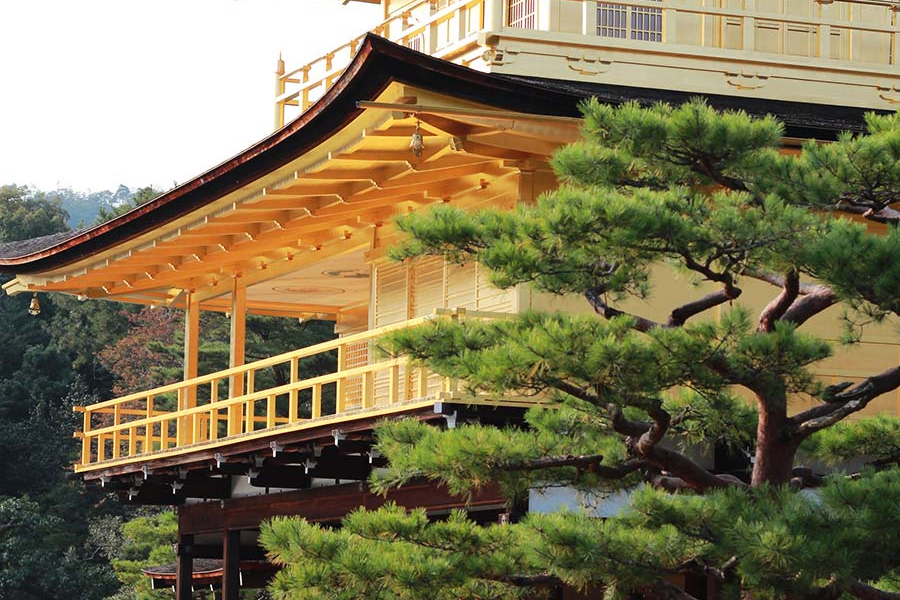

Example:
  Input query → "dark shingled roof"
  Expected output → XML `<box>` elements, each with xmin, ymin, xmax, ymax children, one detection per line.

<box><xmin>496</xmin><ymin>73</ymin><xmax>880</xmax><ymax>137</ymax></box>
<box><xmin>0</xmin><ymin>34</ymin><xmax>878</xmax><ymax>274</ymax></box>
<box><xmin>0</xmin><ymin>229</ymin><xmax>84</xmax><ymax>260</ymax></box>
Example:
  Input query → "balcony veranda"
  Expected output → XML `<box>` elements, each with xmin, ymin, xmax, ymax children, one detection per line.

<box><xmin>74</xmin><ymin>308</ymin><xmax>536</xmax><ymax>473</ymax></box>
<box><xmin>275</xmin><ymin>0</ymin><xmax>900</xmax><ymax>128</ymax></box>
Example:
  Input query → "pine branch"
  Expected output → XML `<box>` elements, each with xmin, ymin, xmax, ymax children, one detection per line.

<box><xmin>847</xmin><ymin>580</ymin><xmax>900</xmax><ymax>600</ymax></box>
<box><xmin>745</xmin><ymin>270</ymin><xmax>838</xmax><ymax>327</ymax></box>
<box><xmin>487</xmin><ymin>573</ymin><xmax>561</xmax><ymax>587</ymax></box>
<box><xmin>780</xmin><ymin>286</ymin><xmax>837</xmax><ymax>327</ymax></box>
<box><xmin>834</xmin><ymin>202</ymin><xmax>900</xmax><ymax>225</ymax></box>
<box><xmin>790</xmin><ymin>366</ymin><xmax>900</xmax><ymax>439</ymax></box>
<box><xmin>505</xmin><ymin>454</ymin><xmax>646</xmax><ymax>480</ymax></box>
<box><xmin>668</xmin><ymin>286</ymin><xmax>741</xmax><ymax>327</ymax></box>
<box><xmin>757</xmin><ymin>269</ymin><xmax>799</xmax><ymax>332</ymax></box>
<box><xmin>630</xmin><ymin>402</ymin><xmax>747</xmax><ymax>491</ymax></box>
<box><xmin>585</xmin><ymin>286</ymin><xmax>660</xmax><ymax>333</ymax></box>
<box><xmin>607</xmin><ymin>403</ymin><xmax>653</xmax><ymax>437</ymax></box>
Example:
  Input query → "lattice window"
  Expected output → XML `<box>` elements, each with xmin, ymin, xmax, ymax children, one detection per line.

<box><xmin>508</xmin><ymin>0</ymin><xmax>537</xmax><ymax>28</ymax></box>
<box><xmin>597</xmin><ymin>0</ymin><xmax>662</xmax><ymax>41</ymax></box>
<box><xmin>341</xmin><ymin>340</ymin><xmax>369</xmax><ymax>409</ymax></box>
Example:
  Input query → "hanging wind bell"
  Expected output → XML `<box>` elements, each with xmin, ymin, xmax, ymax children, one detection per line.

<box><xmin>28</xmin><ymin>292</ymin><xmax>41</xmax><ymax>316</ymax></box>
<box><xmin>409</xmin><ymin>120</ymin><xmax>424</xmax><ymax>157</ymax></box>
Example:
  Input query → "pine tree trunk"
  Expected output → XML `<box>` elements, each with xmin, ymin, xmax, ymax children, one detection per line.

<box><xmin>751</xmin><ymin>391</ymin><xmax>797</xmax><ymax>486</ymax></box>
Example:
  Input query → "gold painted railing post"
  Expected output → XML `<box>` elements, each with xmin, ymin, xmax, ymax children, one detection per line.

<box><xmin>362</xmin><ymin>371</ymin><xmax>374</xmax><ymax>409</ymax></box>
<box><xmin>129</xmin><ymin>426</ymin><xmax>137</xmax><ymax>456</ymax></box>
<box><xmin>245</xmin><ymin>370</ymin><xmax>256</xmax><ymax>433</ymax></box>
<box><xmin>301</xmin><ymin>66</ymin><xmax>311</xmax><ymax>112</ymax></box>
<box><xmin>145</xmin><ymin>396</ymin><xmax>154</xmax><ymax>451</ymax></box>
<box><xmin>112</xmin><ymin>404</ymin><xmax>122</xmax><ymax>459</ymax></box>
<box><xmin>245</xmin><ymin>399</ymin><xmax>255</xmax><ymax>433</ymax></box>
<box><xmin>161</xmin><ymin>419</ymin><xmax>169</xmax><ymax>450</ymax></box>
<box><xmin>274</xmin><ymin>53</ymin><xmax>286</xmax><ymax>130</ymax></box>
<box><xmin>289</xmin><ymin>357</ymin><xmax>299</xmax><ymax>422</ymax></box>
<box><xmin>267</xmin><ymin>395</ymin><xmax>277</xmax><ymax>428</ymax></box>
<box><xmin>82</xmin><ymin>409</ymin><xmax>92</xmax><ymax>465</ymax></box>
<box><xmin>336</xmin><ymin>344</ymin><xmax>347</xmax><ymax>413</ymax></box>
<box><xmin>209</xmin><ymin>379</ymin><xmax>219</xmax><ymax>440</ymax></box>
<box><xmin>176</xmin><ymin>389</ymin><xmax>187</xmax><ymax>447</ymax></box>
<box><xmin>312</xmin><ymin>384</ymin><xmax>322</xmax><ymax>418</ymax></box>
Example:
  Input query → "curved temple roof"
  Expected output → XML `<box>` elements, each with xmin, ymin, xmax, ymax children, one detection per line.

<box><xmin>0</xmin><ymin>34</ymin><xmax>877</xmax><ymax>274</ymax></box>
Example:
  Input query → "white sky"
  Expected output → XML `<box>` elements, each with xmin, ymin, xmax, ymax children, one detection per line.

<box><xmin>0</xmin><ymin>0</ymin><xmax>382</xmax><ymax>192</ymax></box>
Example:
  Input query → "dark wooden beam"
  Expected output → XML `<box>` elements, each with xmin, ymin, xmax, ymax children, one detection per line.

<box><xmin>192</xmin><ymin>544</ymin><xmax>267</xmax><ymax>560</ymax></box>
<box><xmin>249</xmin><ymin>464</ymin><xmax>311</xmax><ymax>489</ymax></box>
<box><xmin>223</xmin><ymin>530</ymin><xmax>241</xmax><ymax>600</ymax></box>
<box><xmin>176</xmin><ymin>534</ymin><xmax>194</xmax><ymax>600</ymax></box>
<box><xmin>180</xmin><ymin>480</ymin><xmax>507</xmax><ymax>535</ymax></box>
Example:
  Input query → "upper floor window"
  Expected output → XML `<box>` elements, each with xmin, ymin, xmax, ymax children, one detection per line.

<box><xmin>508</xmin><ymin>0</ymin><xmax>537</xmax><ymax>28</ymax></box>
<box><xmin>597</xmin><ymin>0</ymin><xmax>662</xmax><ymax>42</ymax></box>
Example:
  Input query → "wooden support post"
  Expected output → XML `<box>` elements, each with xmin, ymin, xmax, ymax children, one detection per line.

<box><xmin>145</xmin><ymin>396</ymin><xmax>154</xmax><ymax>451</ymax></box>
<box><xmin>288</xmin><ymin>358</ymin><xmax>299</xmax><ymax>422</ymax></box>
<box><xmin>112</xmin><ymin>404</ymin><xmax>121</xmax><ymax>459</ymax></box>
<box><xmin>82</xmin><ymin>410</ymin><xmax>92</xmax><ymax>465</ymax></box>
<box><xmin>312</xmin><ymin>384</ymin><xmax>322</xmax><ymax>418</ymax></box>
<box><xmin>362</xmin><ymin>370</ymin><xmax>374</xmax><ymax>409</ymax></box>
<box><xmin>222</xmin><ymin>529</ymin><xmax>241</xmax><ymax>600</ymax></box>
<box><xmin>176</xmin><ymin>533</ymin><xmax>194</xmax><ymax>600</ymax></box>
<box><xmin>266</xmin><ymin>395</ymin><xmax>276</xmax><ymax>428</ymax></box>
<box><xmin>181</xmin><ymin>292</ymin><xmax>200</xmax><ymax>445</ymax></box>
<box><xmin>336</xmin><ymin>344</ymin><xmax>347</xmax><ymax>413</ymax></box>
<box><xmin>228</xmin><ymin>277</ymin><xmax>247</xmax><ymax>435</ymax></box>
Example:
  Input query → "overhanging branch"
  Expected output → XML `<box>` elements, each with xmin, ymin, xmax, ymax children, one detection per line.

<box><xmin>668</xmin><ymin>286</ymin><xmax>741</xmax><ymax>327</ymax></box>
<box><xmin>848</xmin><ymin>580</ymin><xmax>900</xmax><ymax>600</ymax></box>
<box><xmin>790</xmin><ymin>365</ymin><xmax>900</xmax><ymax>439</ymax></box>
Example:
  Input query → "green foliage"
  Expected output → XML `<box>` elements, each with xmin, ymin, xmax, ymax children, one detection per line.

<box><xmin>109</xmin><ymin>512</ymin><xmax>177</xmax><ymax>600</ymax></box>
<box><xmin>261</xmin><ymin>472</ymin><xmax>900</xmax><ymax>600</ymax></box>
<box><xmin>0</xmin><ymin>184</ymin><xmax>69</xmax><ymax>242</ymax></box>
<box><xmin>803</xmin><ymin>414</ymin><xmax>900</xmax><ymax>465</ymax></box>
<box><xmin>0</xmin><ymin>496</ymin><xmax>119</xmax><ymax>600</ymax></box>
<box><xmin>264</xmin><ymin>99</ymin><xmax>900</xmax><ymax>600</ymax></box>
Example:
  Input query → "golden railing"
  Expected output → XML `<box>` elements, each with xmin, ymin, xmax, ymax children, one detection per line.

<box><xmin>274</xmin><ymin>0</ymin><xmax>489</xmax><ymax>128</ymax></box>
<box><xmin>73</xmin><ymin>308</ymin><xmax>518</xmax><ymax>471</ymax></box>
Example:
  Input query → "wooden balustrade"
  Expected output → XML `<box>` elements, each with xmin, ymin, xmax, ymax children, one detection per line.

<box><xmin>73</xmin><ymin>308</ymin><xmax>511</xmax><ymax>469</ymax></box>
<box><xmin>274</xmin><ymin>0</ymin><xmax>488</xmax><ymax>128</ymax></box>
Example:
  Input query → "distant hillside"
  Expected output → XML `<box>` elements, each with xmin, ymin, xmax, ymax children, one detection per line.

<box><xmin>53</xmin><ymin>185</ymin><xmax>137</xmax><ymax>228</ymax></box>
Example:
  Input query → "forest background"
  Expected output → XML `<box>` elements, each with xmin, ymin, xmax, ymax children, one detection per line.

<box><xmin>0</xmin><ymin>183</ymin><xmax>330</xmax><ymax>600</ymax></box>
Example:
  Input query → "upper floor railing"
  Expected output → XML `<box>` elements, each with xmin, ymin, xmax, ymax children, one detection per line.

<box><xmin>74</xmin><ymin>308</ymin><xmax>530</xmax><ymax>472</ymax></box>
<box><xmin>274</xmin><ymin>0</ymin><xmax>489</xmax><ymax>128</ymax></box>
<box><xmin>274</xmin><ymin>0</ymin><xmax>900</xmax><ymax>128</ymax></box>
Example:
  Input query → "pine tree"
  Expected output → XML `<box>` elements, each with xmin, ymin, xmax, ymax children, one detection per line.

<box><xmin>260</xmin><ymin>100</ymin><xmax>900</xmax><ymax>600</ymax></box>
